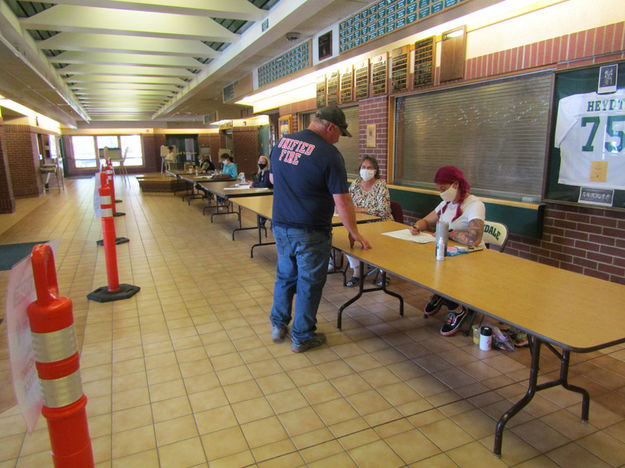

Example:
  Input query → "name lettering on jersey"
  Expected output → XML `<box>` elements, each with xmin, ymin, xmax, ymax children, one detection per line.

<box><xmin>586</xmin><ymin>98</ymin><xmax>625</xmax><ymax>112</ymax></box>
<box><xmin>277</xmin><ymin>138</ymin><xmax>315</xmax><ymax>166</ymax></box>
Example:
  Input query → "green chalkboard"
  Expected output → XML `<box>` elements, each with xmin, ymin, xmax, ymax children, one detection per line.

<box><xmin>545</xmin><ymin>62</ymin><xmax>625</xmax><ymax>207</ymax></box>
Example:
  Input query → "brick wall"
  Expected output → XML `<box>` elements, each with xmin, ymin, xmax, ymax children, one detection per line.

<box><xmin>358</xmin><ymin>96</ymin><xmax>389</xmax><ymax>179</ymax></box>
<box><xmin>141</xmin><ymin>134</ymin><xmax>159</xmax><ymax>173</ymax></box>
<box><xmin>233</xmin><ymin>127</ymin><xmax>259</xmax><ymax>178</ymax></box>
<box><xmin>0</xmin><ymin>126</ymin><xmax>16</xmax><ymax>213</ymax></box>
<box><xmin>2</xmin><ymin>125</ymin><xmax>42</xmax><ymax>197</ymax></box>
<box><xmin>197</xmin><ymin>133</ymin><xmax>218</xmax><ymax>165</ymax></box>
<box><xmin>503</xmin><ymin>204</ymin><xmax>625</xmax><ymax>284</ymax></box>
<box><xmin>61</xmin><ymin>135</ymin><xmax>78</xmax><ymax>178</ymax></box>
<box><xmin>465</xmin><ymin>22</ymin><xmax>625</xmax><ymax>80</ymax></box>
<box><xmin>208</xmin><ymin>134</ymin><xmax>221</xmax><ymax>162</ymax></box>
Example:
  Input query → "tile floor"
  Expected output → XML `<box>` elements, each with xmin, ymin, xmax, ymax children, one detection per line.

<box><xmin>0</xmin><ymin>176</ymin><xmax>625</xmax><ymax>468</ymax></box>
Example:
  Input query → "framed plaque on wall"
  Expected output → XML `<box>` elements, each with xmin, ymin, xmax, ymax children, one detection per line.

<box><xmin>391</xmin><ymin>45</ymin><xmax>410</xmax><ymax>92</ymax></box>
<box><xmin>316</xmin><ymin>78</ymin><xmax>326</xmax><ymax>108</ymax></box>
<box><xmin>371</xmin><ymin>53</ymin><xmax>388</xmax><ymax>96</ymax></box>
<box><xmin>340</xmin><ymin>65</ymin><xmax>354</xmax><ymax>103</ymax></box>
<box><xmin>414</xmin><ymin>36</ymin><xmax>435</xmax><ymax>87</ymax></box>
<box><xmin>326</xmin><ymin>71</ymin><xmax>339</xmax><ymax>106</ymax></box>
<box><xmin>354</xmin><ymin>59</ymin><xmax>370</xmax><ymax>100</ymax></box>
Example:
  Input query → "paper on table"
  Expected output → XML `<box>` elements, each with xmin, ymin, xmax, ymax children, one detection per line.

<box><xmin>224</xmin><ymin>184</ymin><xmax>252</xmax><ymax>190</ymax></box>
<box><xmin>382</xmin><ymin>229</ymin><xmax>435</xmax><ymax>244</ymax></box>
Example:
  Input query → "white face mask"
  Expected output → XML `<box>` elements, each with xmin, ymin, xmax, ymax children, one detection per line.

<box><xmin>440</xmin><ymin>185</ymin><xmax>458</xmax><ymax>202</ymax></box>
<box><xmin>360</xmin><ymin>168</ymin><xmax>375</xmax><ymax>182</ymax></box>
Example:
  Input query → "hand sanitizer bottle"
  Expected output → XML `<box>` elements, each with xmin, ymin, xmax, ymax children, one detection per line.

<box><xmin>435</xmin><ymin>221</ymin><xmax>449</xmax><ymax>261</ymax></box>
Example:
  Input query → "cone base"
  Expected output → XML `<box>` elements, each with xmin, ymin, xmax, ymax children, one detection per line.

<box><xmin>87</xmin><ymin>284</ymin><xmax>140</xmax><ymax>303</ymax></box>
<box><xmin>96</xmin><ymin>237</ymin><xmax>130</xmax><ymax>246</ymax></box>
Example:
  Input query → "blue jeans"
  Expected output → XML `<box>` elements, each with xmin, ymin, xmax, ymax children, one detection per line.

<box><xmin>270</xmin><ymin>225</ymin><xmax>332</xmax><ymax>344</ymax></box>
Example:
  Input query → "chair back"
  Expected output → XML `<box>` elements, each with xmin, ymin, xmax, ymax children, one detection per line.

<box><xmin>483</xmin><ymin>220</ymin><xmax>509</xmax><ymax>252</ymax></box>
<box><xmin>390</xmin><ymin>201</ymin><xmax>404</xmax><ymax>223</ymax></box>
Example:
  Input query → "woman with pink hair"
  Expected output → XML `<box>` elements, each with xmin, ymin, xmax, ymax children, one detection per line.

<box><xmin>409</xmin><ymin>166</ymin><xmax>485</xmax><ymax>336</ymax></box>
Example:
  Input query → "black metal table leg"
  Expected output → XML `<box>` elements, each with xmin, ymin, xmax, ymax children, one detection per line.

<box><xmin>337</xmin><ymin>261</ymin><xmax>365</xmax><ymax>329</ymax></box>
<box><xmin>380</xmin><ymin>271</ymin><xmax>404</xmax><ymax>317</ymax></box>
<box><xmin>337</xmin><ymin>263</ymin><xmax>404</xmax><ymax>329</ymax></box>
<box><xmin>249</xmin><ymin>215</ymin><xmax>273</xmax><ymax>257</ymax></box>
<box><xmin>494</xmin><ymin>336</ymin><xmax>541</xmax><ymax>456</ymax></box>
<box><xmin>560</xmin><ymin>350</ymin><xmax>590</xmax><ymax>421</ymax></box>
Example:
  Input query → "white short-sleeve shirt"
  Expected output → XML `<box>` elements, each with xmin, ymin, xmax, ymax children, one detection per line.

<box><xmin>435</xmin><ymin>194</ymin><xmax>485</xmax><ymax>232</ymax></box>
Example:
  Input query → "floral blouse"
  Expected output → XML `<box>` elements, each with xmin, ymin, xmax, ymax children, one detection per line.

<box><xmin>349</xmin><ymin>178</ymin><xmax>393</xmax><ymax>220</ymax></box>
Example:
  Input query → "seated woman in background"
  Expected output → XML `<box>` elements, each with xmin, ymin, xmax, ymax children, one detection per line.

<box><xmin>199</xmin><ymin>154</ymin><xmax>215</xmax><ymax>173</ymax></box>
<box><xmin>220</xmin><ymin>154</ymin><xmax>238</xmax><ymax>179</ymax></box>
<box><xmin>409</xmin><ymin>165</ymin><xmax>485</xmax><ymax>336</ymax></box>
<box><xmin>252</xmin><ymin>155</ymin><xmax>272</xmax><ymax>188</ymax></box>
<box><xmin>345</xmin><ymin>155</ymin><xmax>393</xmax><ymax>287</ymax></box>
<box><xmin>252</xmin><ymin>155</ymin><xmax>273</xmax><ymax>227</ymax></box>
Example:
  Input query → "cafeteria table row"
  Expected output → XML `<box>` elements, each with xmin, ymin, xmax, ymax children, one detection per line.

<box><xmin>165</xmin><ymin>169</ymin><xmax>237</xmax><ymax>204</ymax></box>
<box><xmin>232</xmin><ymin>195</ymin><xmax>381</xmax><ymax>258</ymax></box>
<box><xmin>197</xmin><ymin>181</ymin><xmax>272</xmax><ymax>226</ymax></box>
<box><xmin>330</xmin><ymin>220</ymin><xmax>625</xmax><ymax>456</ymax></box>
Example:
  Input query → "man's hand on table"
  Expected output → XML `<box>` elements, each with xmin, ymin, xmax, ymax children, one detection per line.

<box><xmin>349</xmin><ymin>232</ymin><xmax>371</xmax><ymax>250</ymax></box>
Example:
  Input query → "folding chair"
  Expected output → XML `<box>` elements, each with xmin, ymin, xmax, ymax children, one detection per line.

<box><xmin>464</xmin><ymin>220</ymin><xmax>509</xmax><ymax>334</ymax></box>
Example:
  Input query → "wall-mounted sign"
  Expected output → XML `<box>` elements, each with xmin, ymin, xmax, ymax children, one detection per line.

<box><xmin>579</xmin><ymin>187</ymin><xmax>614</xmax><ymax>206</ymax></box>
<box><xmin>366</xmin><ymin>124</ymin><xmax>376</xmax><ymax>147</ymax></box>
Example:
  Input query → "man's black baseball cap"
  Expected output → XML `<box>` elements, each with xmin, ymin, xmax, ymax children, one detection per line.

<box><xmin>315</xmin><ymin>106</ymin><xmax>352</xmax><ymax>137</ymax></box>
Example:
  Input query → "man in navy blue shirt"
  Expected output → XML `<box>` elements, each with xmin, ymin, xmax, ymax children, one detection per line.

<box><xmin>269</xmin><ymin>106</ymin><xmax>370</xmax><ymax>353</ymax></box>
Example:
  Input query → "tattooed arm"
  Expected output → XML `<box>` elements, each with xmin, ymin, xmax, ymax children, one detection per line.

<box><xmin>449</xmin><ymin>218</ymin><xmax>484</xmax><ymax>246</ymax></box>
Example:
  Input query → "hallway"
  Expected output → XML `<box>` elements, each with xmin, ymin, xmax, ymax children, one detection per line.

<box><xmin>0</xmin><ymin>176</ymin><xmax>624</xmax><ymax>467</ymax></box>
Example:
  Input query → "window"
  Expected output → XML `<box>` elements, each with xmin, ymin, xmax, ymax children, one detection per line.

<box><xmin>48</xmin><ymin>135</ymin><xmax>58</xmax><ymax>159</ymax></box>
<box><xmin>71</xmin><ymin>136</ymin><xmax>97</xmax><ymax>168</ymax></box>
<box><xmin>394</xmin><ymin>72</ymin><xmax>553</xmax><ymax>201</ymax></box>
<box><xmin>72</xmin><ymin>134</ymin><xmax>144</xmax><ymax>169</ymax></box>
<box><xmin>120</xmin><ymin>135</ymin><xmax>143</xmax><ymax>166</ymax></box>
<box><xmin>96</xmin><ymin>135</ymin><xmax>119</xmax><ymax>164</ymax></box>
<box><xmin>333</xmin><ymin>106</ymin><xmax>360</xmax><ymax>178</ymax></box>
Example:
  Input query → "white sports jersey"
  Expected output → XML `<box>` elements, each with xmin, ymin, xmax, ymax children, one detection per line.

<box><xmin>555</xmin><ymin>89</ymin><xmax>625</xmax><ymax>189</ymax></box>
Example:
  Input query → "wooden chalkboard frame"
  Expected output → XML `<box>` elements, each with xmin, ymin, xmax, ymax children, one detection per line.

<box><xmin>544</xmin><ymin>62</ymin><xmax>625</xmax><ymax>209</ymax></box>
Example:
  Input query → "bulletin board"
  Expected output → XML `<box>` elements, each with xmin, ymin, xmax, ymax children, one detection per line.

<box><xmin>545</xmin><ymin>61</ymin><xmax>625</xmax><ymax>208</ymax></box>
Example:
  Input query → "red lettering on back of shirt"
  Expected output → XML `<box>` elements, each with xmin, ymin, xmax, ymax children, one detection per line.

<box><xmin>276</xmin><ymin>138</ymin><xmax>314</xmax><ymax>166</ymax></box>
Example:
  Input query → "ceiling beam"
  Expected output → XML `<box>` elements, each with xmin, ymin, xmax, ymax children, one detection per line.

<box><xmin>60</xmin><ymin>64</ymin><xmax>197</xmax><ymax>77</ymax></box>
<box><xmin>37</xmin><ymin>33</ymin><xmax>219</xmax><ymax>58</ymax></box>
<box><xmin>21</xmin><ymin>5</ymin><xmax>239</xmax><ymax>42</ymax></box>
<box><xmin>49</xmin><ymin>51</ymin><xmax>206</xmax><ymax>69</ymax></box>
<box><xmin>70</xmin><ymin>82</ymin><xmax>181</xmax><ymax>91</ymax></box>
<box><xmin>64</xmin><ymin>75</ymin><xmax>187</xmax><ymax>85</ymax></box>
<box><xmin>74</xmin><ymin>89</ymin><xmax>174</xmax><ymax>96</ymax></box>
<box><xmin>20</xmin><ymin>0</ymin><xmax>266</xmax><ymax>21</ymax></box>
